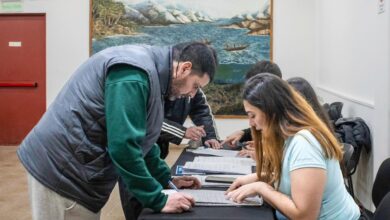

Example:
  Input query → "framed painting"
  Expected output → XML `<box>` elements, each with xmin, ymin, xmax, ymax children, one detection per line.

<box><xmin>91</xmin><ymin>0</ymin><xmax>272</xmax><ymax>117</ymax></box>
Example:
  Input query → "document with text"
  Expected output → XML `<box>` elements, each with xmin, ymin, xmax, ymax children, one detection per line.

<box><xmin>193</xmin><ymin>156</ymin><xmax>255</xmax><ymax>166</ymax></box>
<box><xmin>162</xmin><ymin>189</ymin><xmax>263</xmax><ymax>206</ymax></box>
<box><xmin>183</xmin><ymin>161</ymin><xmax>252</xmax><ymax>175</ymax></box>
<box><xmin>189</xmin><ymin>147</ymin><xmax>239</xmax><ymax>157</ymax></box>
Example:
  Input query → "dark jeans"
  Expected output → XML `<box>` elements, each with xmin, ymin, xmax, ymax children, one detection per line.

<box><xmin>118</xmin><ymin>177</ymin><xmax>144</xmax><ymax>220</ymax></box>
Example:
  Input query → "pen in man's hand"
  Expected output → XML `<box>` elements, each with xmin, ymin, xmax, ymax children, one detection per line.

<box><xmin>168</xmin><ymin>180</ymin><xmax>179</xmax><ymax>192</ymax></box>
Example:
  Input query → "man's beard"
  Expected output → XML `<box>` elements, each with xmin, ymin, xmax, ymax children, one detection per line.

<box><xmin>168</xmin><ymin>77</ymin><xmax>188</xmax><ymax>101</ymax></box>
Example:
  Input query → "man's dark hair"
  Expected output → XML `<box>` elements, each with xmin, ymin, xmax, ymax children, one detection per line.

<box><xmin>173</xmin><ymin>42</ymin><xmax>218</xmax><ymax>82</ymax></box>
<box><xmin>245</xmin><ymin>60</ymin><xmax>282</xmax><ymax>80</ymax></box>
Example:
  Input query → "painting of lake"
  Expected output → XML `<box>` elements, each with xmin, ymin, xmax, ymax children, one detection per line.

<box><xmin>92</xmin><ymin>0</ymin><xmax>272</xmax><ymax>116</ymax></box>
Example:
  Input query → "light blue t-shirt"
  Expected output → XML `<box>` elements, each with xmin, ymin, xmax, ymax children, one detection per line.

<box><xmin>276</xmin><ymin>130</ymin><xmax>360</xmax><ymax>220</ymax></box>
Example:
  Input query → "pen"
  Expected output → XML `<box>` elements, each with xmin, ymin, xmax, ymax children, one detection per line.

<box><xmin>168</xmin><ymin>180</ymin><xmax>179</xmax><ymax>192</ymax></box>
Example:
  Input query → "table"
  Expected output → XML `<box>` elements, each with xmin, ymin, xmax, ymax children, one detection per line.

<box><xmin>138</xmin><ymin>149</ymin><xmax>275</xmax><ymax>220</ymax></box>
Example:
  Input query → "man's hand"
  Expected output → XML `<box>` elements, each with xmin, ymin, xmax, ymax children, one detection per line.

<box><xmin>204</xmin><ymin>139</ymin><xmax>222</xmax><ymax>149</ymax></box>
<box><xmin>220</xmin><ymin>130</ymin><xmax>244</xmax><ymax>148</ymax></box>
<box><xmin>172</xmin><ymin>176</ymin><xmax>201</xmax><ymax>189</ymax></box>
<box><xmin>185</xmin><ymin>126</ymin><xmax>206</xmax><ymax>141</ymax></box>
<box><xmin>161</xmin><ymin>192</ymin><xmax>195</xmax><ymax>213</ymax></box>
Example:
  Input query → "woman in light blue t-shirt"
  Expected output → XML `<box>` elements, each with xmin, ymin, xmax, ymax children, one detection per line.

<box><xmin>226</xmin><ymin>74</ymin><xmax>360</xmax><ymax>220</ymax></box>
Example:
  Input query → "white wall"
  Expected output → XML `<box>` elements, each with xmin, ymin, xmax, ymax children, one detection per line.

<box><xmin>317</xmin><ymin>0</ymin><xmax>390</xmax><ymax>209</ymax></box>
<box><xmin>274</xmin><ymin>0</ymin><xmax>390</xmax><ymax>209</ymax></box>
<box><xmin>273</xmin><ymin>0</ymin><xmax>317</xmax><ymax>82</ymax></box>
<box><xmin>0</xmin><ymin>0</ymin><xmax>90</xmax><ymax>106</ymax></box>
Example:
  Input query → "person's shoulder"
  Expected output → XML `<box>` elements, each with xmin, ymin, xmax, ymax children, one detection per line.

<box><xmin>294</xmin><ymin>129</ymin><xmax>318</xmax><ymax>143</ymax></box>
<box><xmin>288</xmin><ymin>129</ymin><xmax>322</xmax><ymax>152</ymax></box>
<box><xmin>286</xmin><ymin>129</ymin><xmax>327</xmax><ymax>170</ymax></box>
<box><xmin>190</xmin><ymin>89</ymin><xmax>207</xmax><ymax>104</ymax></box>
<box><xmin>107</xmin><ymin>64</ymin><xmax>149</xmax><ymax>85</ymax></box>
<box><xmin>195</xmin><ymin>88</ymin><xmax>205</xmax><ymax>98</ymax></box>
<box><xmin>290</xmin><ymin>129</ymin><xmax>310</xmax><ymax>143</ymax></box>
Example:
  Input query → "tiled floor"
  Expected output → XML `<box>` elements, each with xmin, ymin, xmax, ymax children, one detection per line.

<box><xmin>0</xmin><ymin>145</ymin><xmax>184</xmax><ymax>220</ymax></box>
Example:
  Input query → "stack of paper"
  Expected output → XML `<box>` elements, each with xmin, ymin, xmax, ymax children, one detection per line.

<box><xmin>162</xmin><ymin>189</ymin><xmax>263</xmax><ymax>206</ymax></box>
<box><xmin>193</xmin><ymin>156</ymin><xmax>255</xmax><ymax>166</ymax></box>
<box><xmin>189</xmin><ymin>147</ymin><xmax>239</xmax><ymax>157</ymax></box>
<box><xmin>183</xmin><ymin>161</ymin><xmax>252</xmax><ymax>175</ymax></box>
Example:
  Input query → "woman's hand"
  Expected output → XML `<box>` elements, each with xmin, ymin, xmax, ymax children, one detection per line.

<box><xmin>237</xmin><ymin>149</ymin><xmax>256</xmax><ymax>159</ymax></box>
<box><xmin>226</xmin><ymin>182</ymin><xmax>269</xmax><ymax>203</ymax></box>
<box><xmin>243</xmin><ymin>141</ymin><xmax>255</xmax><ymax>150</ymax></box>
<box><xmin>220</xmin><ymin>130</ymin><xmax>244</xmax><ymax>148</ymax></box>
<box><xmin>225</xmin><ymin>173</ymin><xmax>258</xmax><ymax>193</ymax></box>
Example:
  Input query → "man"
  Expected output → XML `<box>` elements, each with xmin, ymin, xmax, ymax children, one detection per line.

<box><xmin>17</xmin><ymin>42</ymin><xmax>218</xmax><ymax>219</ymax></box>
<box><xmin>159</xmin><ymin>88</ymin><xmax>221</xmax><ymax>158</ymax></box>
<box><xmin>119</xmin><ymin>88</ymin><xmax>220</xmax><ymax>220</ymax></box>
<box><xmin>221</xmin><ymin>60</ymin><xmax>282</xmax><ymax>151</ymax></box>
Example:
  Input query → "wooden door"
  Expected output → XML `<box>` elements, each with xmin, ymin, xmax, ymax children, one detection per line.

<box><xmin>0</xmin><ymin>14</ymin><xmax>46</xmax><ymax>145</ymax></box>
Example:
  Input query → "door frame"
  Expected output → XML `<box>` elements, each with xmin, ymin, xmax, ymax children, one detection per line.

<box><xmin>0</xmin><ymin>12</ymin><xmax>47</xmax><ymax>105</ymax></box>
<box><xmin>0</xmin><ymin>13</ymin><xmax>46</xmax><ymax>145</ymax></box>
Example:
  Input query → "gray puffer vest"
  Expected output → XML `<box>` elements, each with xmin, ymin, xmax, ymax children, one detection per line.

<box><xmin>17</xmin><ymin>45</ymin><xmax>172</xmax><ymax>212</ymax></box>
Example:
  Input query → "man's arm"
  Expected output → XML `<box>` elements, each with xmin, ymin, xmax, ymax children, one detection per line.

<box><xmin>189</xmin><ymin>89</ymin><xmax>219</xmax><ymax>142</ymax></box>
<box><xmin>144</xmin><ymin>143</ymin><xmax>171</xmax><ymax>186</ymax></box>
<box><xmin>105</xmin><ymin>64</ymin><xmax>168</xmax><ymax>211</ymax></box>
<box><xmin>160</xmin><ymin>119</ymin><xmax>186</xmax><ymax>145</ymax></box>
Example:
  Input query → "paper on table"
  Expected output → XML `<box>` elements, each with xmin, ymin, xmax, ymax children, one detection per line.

<box><xmin>162</xmin><ymin>189</ymin><xmax>177</xmax><ymax>196</ymax></box>
<box><xmin>194</xmin><ymin>156</ymin><xmax>255</xmax><ymax>166</ymax></box>
<box><xmin>183</xmin><ymin>161</ymin><xmax>252</xmax><ymax>175</ymax></box>
<box><xmin>162</xmin><ymin>189</ymin><xmax>263</xmax><ymax>206</ymax></box>
<box><xmin>189</xmin><ymin>147</ymin><xmax>239</xmax><ymax>157</ymax></box>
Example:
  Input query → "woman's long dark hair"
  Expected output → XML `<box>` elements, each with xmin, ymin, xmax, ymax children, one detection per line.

<box><xmin>243</xmin><ymin>73</ymin><xmax>342</xmax><ymax>185</ymax></box>
<box><xmin>287</xmin><ymin>77</ymin><xmax>333</xmax><ymax>131</ymax></box>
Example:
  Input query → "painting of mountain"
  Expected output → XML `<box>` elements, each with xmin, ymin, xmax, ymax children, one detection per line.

<box><xmin>92</xmin><ymin>0</ymin><xmax>272</xmax><ymax>116</ymax></box>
